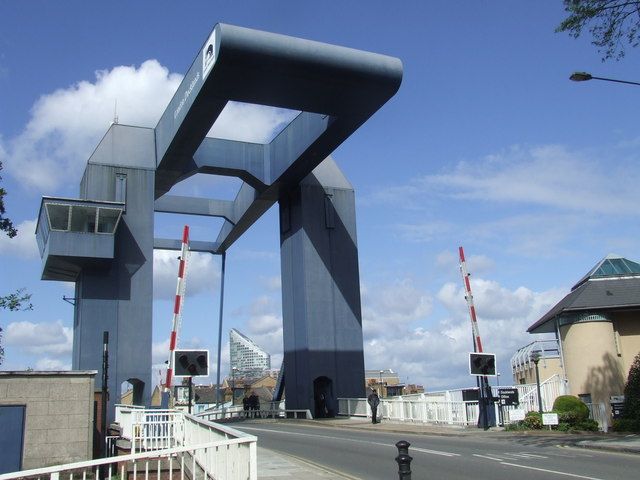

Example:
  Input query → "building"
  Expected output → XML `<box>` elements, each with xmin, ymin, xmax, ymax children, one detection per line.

<box><xmin>229</xmin><ymin>329</ymin><xmax>271</xmax><ymax>378</ymax></box>
<box><xmin>526</xmin><ymin>254</ymin><xmax>640</xmax><ymax>408</ymax></box>
<box><xmin>364</xmin><ymin>369</ymin><xmax>406</xmax><ymax>397</ymax></box>
<box><xmin>511</xmin><ymin>340</ymin><xmax>564</xmax><ymax>385</ymax></box>
<box><xmin>0</xmin><ymin>371</ymin><xmax>96</xmax><ymax>473</ymax></box>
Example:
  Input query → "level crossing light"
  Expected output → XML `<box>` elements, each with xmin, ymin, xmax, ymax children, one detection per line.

<box><xmin>569</xmin><ymin>71</ymin><xmax>640</xmax><ymax>86</ymax></box>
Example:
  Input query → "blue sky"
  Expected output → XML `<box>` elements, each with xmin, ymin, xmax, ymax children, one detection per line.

<box><xmin>1</xmin><ymin>1</ymin><xmax>640</xmax><ymax>392</ymax></box>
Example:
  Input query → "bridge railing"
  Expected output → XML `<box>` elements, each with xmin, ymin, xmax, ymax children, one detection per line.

<box><xmin>197</xmin><ymin>407</ymin><xmax>312</xmax><ymax>421</ymax></box>
<box><xmin>0</xmin><ymin>407</ymin><xmax>258</xmax><ymax>480</ymax></box>
<box><xmin>339</xmin><ymin>397</ymin><xmax>480</xmax><ymax>426</ymax></box>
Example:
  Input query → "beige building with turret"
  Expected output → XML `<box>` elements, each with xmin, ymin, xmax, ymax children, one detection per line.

<box><xmin>526</xmin><ymin>255</ymin><xmax>640</xmax><ymax>408</ymax></box>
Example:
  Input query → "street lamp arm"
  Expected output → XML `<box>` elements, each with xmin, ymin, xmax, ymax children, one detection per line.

<box><xmin>570</xmin><ymin>71</ymin><xmax>640</xmax><ymax>86</ymax></box>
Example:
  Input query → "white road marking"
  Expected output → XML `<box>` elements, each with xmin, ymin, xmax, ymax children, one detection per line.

<box><xmin>500</xmin><ymin>462</ymin><xmax>606</xmax><ymax>479</ymax></box>
<box><xmin>239</xmin><ymin>426</ymin><xmax>459</xmax><ymax>457</ymax></box>
<box><xmin>473</xmin><ymin>454</ymin><xmax>503</xmax><ymax>462</ymax></box>
<box><xmin>505</xmin><ymin>452</ymin><xmax>548</xmax><ymax>459</ymax></box>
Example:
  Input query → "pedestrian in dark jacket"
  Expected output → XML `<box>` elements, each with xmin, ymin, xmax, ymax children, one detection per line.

<box><xmin>367</xmin><ymin>390</ymin><xmax>380</xmax><ymax>424</ymax></box>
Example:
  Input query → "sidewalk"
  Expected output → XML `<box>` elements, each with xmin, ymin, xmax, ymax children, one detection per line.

<box><xmin>257</xmin><ymin>447</ymin><xmax>356</xmax><ymax>479</ymax></box>
<box><xmin>262</xmin><ymin>416</ymin><xmax>640</xmax><ymax>453</ymax></box>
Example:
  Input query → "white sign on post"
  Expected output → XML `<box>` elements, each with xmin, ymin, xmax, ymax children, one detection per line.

<box><xmin>510</xmin><ymin>409</ymin><xmax>526</xmax><ymax>421</ymax></box>
<box><xmin>542</xmin><ymin>413</ymin><xmax>559</xmax><ymax>425</ymax></box>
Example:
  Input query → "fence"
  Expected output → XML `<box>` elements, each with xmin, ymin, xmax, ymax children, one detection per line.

<box><xmin>197</xmin><ymin>406</ymin><xmax>312</xmax><ymax>422</ymax></box>
<box><xmin>0</xmin><ymin>406</ymin><xmax>257</xmax><ymax>480</ymax></box>
<box><xmin>339</xmin><ymin>375</ymin><xmax>570</xmax><ymax>427</ymax></box>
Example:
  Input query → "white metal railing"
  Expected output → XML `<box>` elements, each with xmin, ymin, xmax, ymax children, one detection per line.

<box><xmin>0</xmin><ymin>440</ymin><xmax>255</xmax><ymax>480</ymax></box>
<box><xmin>339</xmin><ymin>397</ymin><xmax>479</xmax><ymax>426</ymax></box>
<box><xmin>339</xmin><ymin>376</ymin><xmax>569</xmax><ymax>427</ymax></box>
<box><xmin>0</xmin><ymin>407</ymin><xmax>257</xmax><ymax>480</ymax></box>
<box><xmin>197</xmin><ymin>407</ymin><xmax>312</xmax><ymax>422</ymax></box>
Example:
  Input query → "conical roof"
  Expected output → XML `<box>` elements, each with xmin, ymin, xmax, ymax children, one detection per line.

<box><xmin>572</xmin><ymin>254</ymin><xmax>640</xmax><ymax>290</ymax></box>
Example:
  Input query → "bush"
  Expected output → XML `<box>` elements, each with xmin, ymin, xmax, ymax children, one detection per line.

<box><xmin>552</xmin><ymin>395</ymin><xmax>589</xmax><ymax>422</ymax></box>
<box><xmin>612</xmin><ymin>418</ymin><xmax>640</xmax><ymax>432</ymax></box>
<box><xmin>575</xmin><ymin>419</ymin><xmax>599</xmax><ymax>432</ymax></box>
<box><xmin>523</xmin><ymin>411</ymin><xmax>543</xmax><ymax>429</ymax></box>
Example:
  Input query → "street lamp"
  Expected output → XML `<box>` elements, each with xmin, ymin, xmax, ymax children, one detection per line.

<box><xmin>231</xmin><ymin>367</ymin><xmax>238</xmax><ymax>406</ymax></box>
<box><xmin>530</xmin><ymin>351</ymin><xmax>543</xmax><ymax>415</ymax></box>
<box><xmin>569</xmin><ymin>71</ymin><xmax>640</xmax><ymax>86</ymax></box>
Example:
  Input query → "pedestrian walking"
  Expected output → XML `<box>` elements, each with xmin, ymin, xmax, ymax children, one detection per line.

<box><xmin>367</xmin><ymin>390</ymin><xmax>380</xmax><ymax>424</ymax></box>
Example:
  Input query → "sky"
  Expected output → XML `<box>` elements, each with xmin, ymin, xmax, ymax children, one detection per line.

<box><xmin>1</xmin><ymin>1</ymin><xmax>640</xmax><ymax>394</ymax></box>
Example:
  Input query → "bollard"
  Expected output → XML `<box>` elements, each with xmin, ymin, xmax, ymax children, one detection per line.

<box><xmin>395</xmin><ymin>440</ymin><xmax>412</xmax><ymax>480</ymax></box>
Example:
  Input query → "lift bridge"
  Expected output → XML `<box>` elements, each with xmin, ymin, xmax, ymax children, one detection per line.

<box><xmin>34</xmin><ymin>23</ymin><xmax>403</xmax><ymax>424</ymax></box>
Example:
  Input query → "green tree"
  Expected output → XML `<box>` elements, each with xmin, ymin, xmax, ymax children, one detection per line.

<box><xmin>0</xmin><ymin>160</ymin><xmax>17</xmax><ymax>237</ymax></box>
<box><xmin>0</xmin><ymin>160</ymin><xmax>33</xmax><ymax>366</ymax></box>
<box><xmin>623</xmin><ymin>352</ymin><xmax>640</xmax><ymax>422</ymax></box>
<box><xmin>557</xmin><ymin>0</ymin><xmax>640</xmax><ymax>61</ymax></box>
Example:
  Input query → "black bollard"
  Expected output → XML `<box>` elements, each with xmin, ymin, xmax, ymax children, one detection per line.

<box><xmin>395</xmin><ymin>441</ymin><xmax>412</xmax><ymax>480</ymax></box>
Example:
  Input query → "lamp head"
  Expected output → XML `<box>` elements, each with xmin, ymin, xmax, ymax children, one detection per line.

<box><xmin>570</xmin><ymin>71</ymin><xmax>592</xmax><ymax>82</ymax></box>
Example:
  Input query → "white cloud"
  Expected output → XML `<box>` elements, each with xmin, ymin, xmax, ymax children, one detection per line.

<box><xmin>420</xmin><ymin>144</ymin><xmax>640</xmax><ymax>215</ymax></box>
<box><xmin>0</xmin><ymin>218</ymin><xmax>39</xmax><ymax>258</ymax></box>
<box><xmin>153</xmin><ymin>250</ymin><xmax>220</xmax><ymax>300</ymax></box>
<box><xmin>1</xmin><ymin>61</ymin><xmax>296</xmax><ymax>194</ymax></box>
<box><xmin>361</xmin><ymin>275</ymin><xmax>564</xmax><ymax>390</ymax></box>
<box><xmin>208</xmin><ymin>102</ymin><xmax>299</xmax><ymax>144</ymax></box>
<box><xmin>35</xmin><ymin>358</ymin><xmax>71</xmax><ymax>371</ymax></box>
<box><xmin>1</xmin><ymin>60</ymin><xmax>182</xmax><ymax>191</ymax></box>
<box><xmin>4</xmin><ymin>320</ymin><xmax>72</xmax><ymax>356</ymax></box>
<box><xmin>361</xmin><ymin>278</ymin><xmax>432</xmax><ymax>340</ymax></box>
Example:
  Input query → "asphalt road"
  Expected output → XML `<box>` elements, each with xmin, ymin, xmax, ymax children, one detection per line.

<box><xmin>236</xmin><ymin>421</ymin><xmax>640</xmax><ymax>479</ymax></box>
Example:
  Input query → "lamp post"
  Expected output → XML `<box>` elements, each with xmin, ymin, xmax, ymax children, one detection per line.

<box><xmin>231</xmin><ymin>367</ymin><xmax>238</xmax><ymax>405</ymax></box>
<box><xmin>379</xmin><ymin>370</ymin><xmax>384</xmax><ymax>397</ymax></box>
<box><xmin>530</xmin><ymin>351</ymin><xmax>543</xmax><ymax>414</ymax></box>
<box><xmin>569</xmin><ymin>71</ymin><xmax>640</xmax><ymax>86</ymax></box>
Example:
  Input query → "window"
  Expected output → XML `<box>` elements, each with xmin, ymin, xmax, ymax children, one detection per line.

<box><xmin>115</xmin><ymin>173</ymin><xmax>127</xmax><ymax>204</ymax></box>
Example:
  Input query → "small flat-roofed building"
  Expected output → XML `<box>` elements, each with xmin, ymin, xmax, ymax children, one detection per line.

<box><xmin>527</xmin><ymin>254</ymin><xmax>640</xmax><ymax>407</ymax></box>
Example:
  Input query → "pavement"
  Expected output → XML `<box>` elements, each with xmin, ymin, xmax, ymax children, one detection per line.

<box><xmin>255</xmin><ymin>417</ymin><xmax>640</xmax><ymax>479</ymax></box>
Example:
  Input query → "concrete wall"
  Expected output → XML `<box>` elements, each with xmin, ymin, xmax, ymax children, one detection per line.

<box><xmin>561</xmin><ymin>321</ymin><xmax>626</xmax><ymax>404</ymax></box>
<box><xmin>614</xmin><ymin>311</ymin><xmax>640</xmax><ymax>380</ymax></box>
<box><xmin>0</xmin><ymin>371</ymin><xmax>95</xmax><ymax>470</ymax></box>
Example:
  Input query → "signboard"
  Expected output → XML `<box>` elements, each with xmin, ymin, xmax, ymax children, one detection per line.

<box><xmin>498</xmin><ymin>388</ymin><xmax>519</xmax><ymax>406</ymax></box>
<box><xmin>542</xmin><ymin>413</ymin><xmax>559</xmax><ymax>425</ymax></box>
<box><xmin>462</xmin><ymin>388</ymin><xmax>480</xmax><ymax>402</ymax></box>
<box><xmin>509</xmin><ymin>409</ymin><xmax>526</xmax><ymax>421</ymax></box>
<box><xmin>611</xmin><ymin>402</ymin><xmax>625</xmax><ymax>419</ymax></box>
<box><xmin>173</xmin><ymin>349</ymin><xmax>209</xmax><ymax>377</ymax></box>
<box><xmin>468</xmin><ymin>352</ymin><xmax>497</xmax><ymax>376</ymax></box>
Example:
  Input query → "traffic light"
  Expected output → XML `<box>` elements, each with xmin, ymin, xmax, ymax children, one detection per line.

<box><xmin>469</xmin><ymin>352</ymin><xmax>496</xmax><ymax>376</ymax></box>
<box><xmin>173</xmin><ymin>349</ymin><xmax>209</xmax><ymax>377</ymax></box>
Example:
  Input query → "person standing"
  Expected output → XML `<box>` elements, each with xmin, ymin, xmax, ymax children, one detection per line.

<box><xmin>367</xmin><ymin>390</ymin><xmax>380</xmax><ymax>424</ymax></box>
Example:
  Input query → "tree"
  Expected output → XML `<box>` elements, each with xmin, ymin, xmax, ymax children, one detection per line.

<box><xmin>557</xmin><ymin>1</ymin><xmax>640</xmax><ymax>61</ymax></box>
<box><xmin>0</xmin><ymin>160</ymin><xmax>17</xmax><ymax>238</ymax></box>
<box><xmin>0</xmin><ymin>160</ymin><xmax>33</xmax><ymax>366</ymax></box>
<box><xmin>623</xmin><ymin>352</ymin><xmax>640</xmax><ymax>423</ymax></box>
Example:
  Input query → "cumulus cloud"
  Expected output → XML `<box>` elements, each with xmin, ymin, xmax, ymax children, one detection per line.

<box><xmin>153</xmin><ymin>250</ymin><xmax>220</xmax><ymax>300</ymax></box>
<box><xmin>35</xmin><ymin>358</ymin><xmax>71</xmax><ymax>371</ymax></box>
<box><xmin>361</xmin><ymin>275</ymin><xmax>564</xmax><ymax>390</ymax></box>
<box><xmin>0</xmin><ymin>218</ymin><xmax>39</xmax><ymax>258</ymax></box>
<box><xmin>361</xmin><ymin>278</ymin><xmax>432</xmax><ymax>340</ymax></box>
<box><xmin>209</xmin><ymin>102</ymin><xmax>299</xmax><ymax>144</ymax></box>
<box><xmin>1</xmin><ymin>60</ymin><xmax>181</xmax><ymax>191</ymax></box>
<box><xmin>1</xmin><ymin>60</ymin><xmax>297</xmax><ymax>194</ymax></box>
<box><xmin>4</xmin><ymin>320</ymin><xmax>72</xmax><ymax>356</ymax></box>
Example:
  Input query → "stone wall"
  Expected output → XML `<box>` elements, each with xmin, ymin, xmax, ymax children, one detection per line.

<box><xmin>0</xmin><ymin>371</ymin><xmax>96</xmax><ymax>470</ymax></box>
